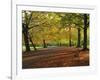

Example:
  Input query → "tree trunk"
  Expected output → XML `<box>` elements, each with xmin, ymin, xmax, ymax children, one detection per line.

<box><xmin>22</xmin><ymin>11</ymin><xmax>33</xmax><ymax>52</ymax></box>
<box><xmin>83</xmin><ymin>14</ymin><xmax>88</xmax><ymax>50</ymax></box>
<box><xmin>77</xmin><ymin>28</ymin><xmax>81</xmax><ymax>47</ymax></box>
<box><xmin>43</xmin><ymin>39</ymin><xmax>47</xmax><ymax>48</ymax></box>
<box><xmin>30</xmin><ymin>37</ymin><xmax>37</xmax><ymax>51</ymax></box>
<box><xmin>23</xmin><ymin>23</ymin><xmax>30</xmax><ymax>51</ymax></box>
<box><xmin>69</xmin><ymin>27</ymin><xmax>72</xmax><ymax>47</ymax></box>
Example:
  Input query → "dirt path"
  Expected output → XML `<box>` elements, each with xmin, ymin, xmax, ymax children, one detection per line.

<box><xmin>22</xmin><ymin>47</ymin><xmax>89</xmax><ymax>69</ymax></box>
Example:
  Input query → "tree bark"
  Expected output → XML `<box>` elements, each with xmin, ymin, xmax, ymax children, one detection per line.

<box><xmin>22</xmin><ymin>11</ymin><xmax>33</xmax><ymax>52</ymax></box>
<box><xmin>69</xmin><ymin>27</ymin><xmax>72</xmax><ymax>47</ymax></box>
<box><xmin>77</xmin><ymin>28</ymin><xmax>81</xmax><ymax>47</ymax></box>
<box><xmin>30</xmin><ymin>37</ymin><xmax>37</xmax><ymax>51</ymax></box>
<box><xmin>43</xmin><ymin>39</ymin><xmax>47</xmax><ymax>48</ymax></box>
<box><xmin>83</xmin><ymin>14</ymin><xmax>88</xmax><ymax>50</ymax></box>
<box><xmin>22</xmin><ymin>23</ymin><xmax>30</xmax><ymax>51</ymax></box>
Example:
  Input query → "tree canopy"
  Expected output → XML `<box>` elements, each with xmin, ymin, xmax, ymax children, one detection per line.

<box><xmin>22</xmin><ymin>11</ymin><xmax>89</xmax><ymax>51</ymax></box>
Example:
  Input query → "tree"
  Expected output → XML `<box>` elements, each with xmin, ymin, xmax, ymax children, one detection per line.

<box><xmin>22</xmin><ymin>23</ymin><xmax>30</xmax><ymax>51</ymax></box>
<box><xmin>72</xmin><ymin>13</ymin><xmax>89</xmax><ymax>49</ymax></box>
<box><xmin>72</xmin><ymin>14</ymin><xmax>83</xmax><ymax>47</ymax></box>
<box><xmin>83</xmin><ymin>14</ymin><xmax>89</xmax><ymax>50</ymax></box>
<box><xmin>29</xmin><ymin>12</ymin><xmax>61</xmax><ymax>48</ymax></box>
<box><xmin>60</xmin><ymin>13</ymin><xmax>76</xmax><ymax>47</ymax></box>
<box><xmin>22</xmin><ymin>11</ymin><xmax>37</xmax><ymax>51</ymax></box>
<box><xmin>77</xmin><ymin>27</ymin><xmax>81</xmax><ymax>47</ymax></box>
<box><xmin>22</xmin><ymin>11</ymin><xmax>31</xmax><ymax>51</ymax></box>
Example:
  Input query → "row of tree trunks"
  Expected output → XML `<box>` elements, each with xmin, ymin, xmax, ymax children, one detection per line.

<box><xmin>22</xmin><ymin>12</ymin><xmax>88</xmax><ymax>51</ymax></box>
<box><xmin>24</xmin><ymin>14</ymin><xmax>88</xmax><ymax>50</ymax></box>
<box><xmin>68</xmin><ymin>14</ymin><xmax>88</xmax><ymax>50</ymax></box>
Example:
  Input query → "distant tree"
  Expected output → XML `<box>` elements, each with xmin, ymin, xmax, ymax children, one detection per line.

<box><xmin>60</xmin><ymin>13</ymin><xmax>76</xmax><ymax>47</ymax></box>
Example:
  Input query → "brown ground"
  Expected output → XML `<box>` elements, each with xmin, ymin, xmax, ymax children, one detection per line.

<box><xmin>22</xmin><ymin>47</ymin><xmax>89</xmax><ymax>69</ymax></box>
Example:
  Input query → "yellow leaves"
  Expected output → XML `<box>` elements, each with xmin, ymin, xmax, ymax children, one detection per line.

<box><xmin>51</xmin><ymin>26</ymin><xmax>58</xmax><ymax>33</ymax></box>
